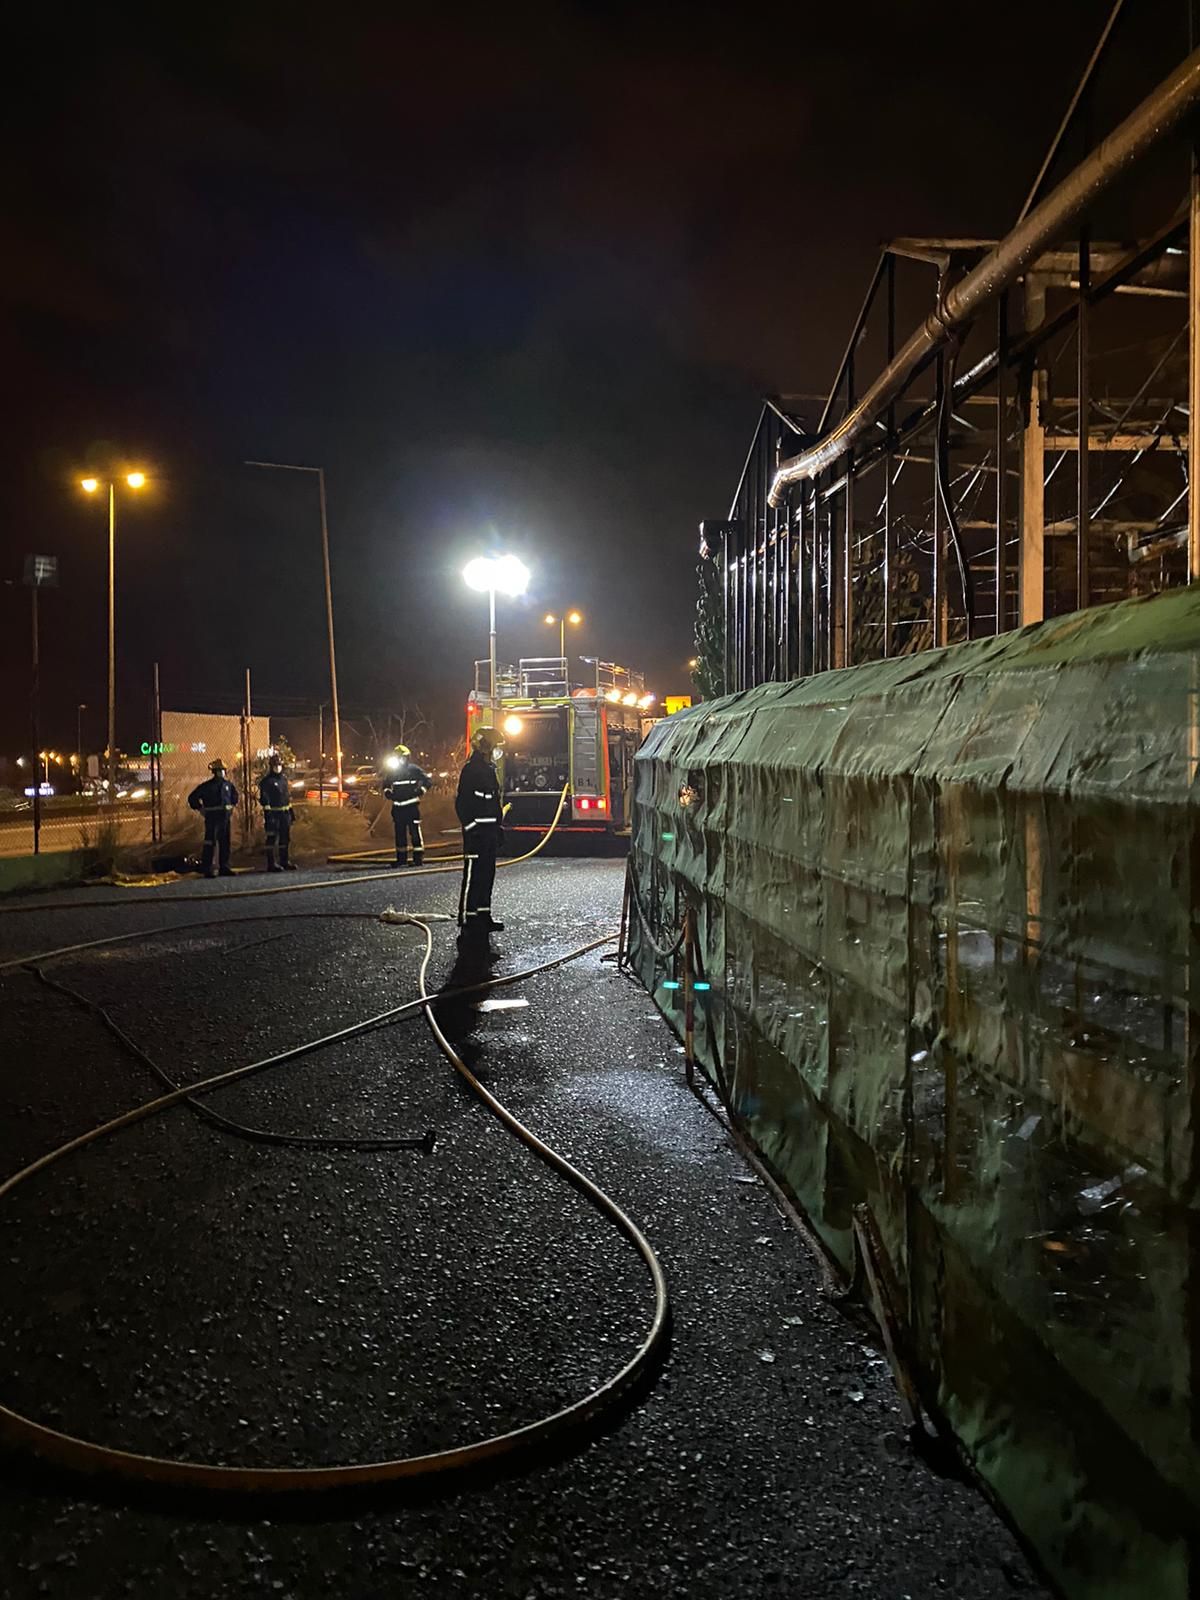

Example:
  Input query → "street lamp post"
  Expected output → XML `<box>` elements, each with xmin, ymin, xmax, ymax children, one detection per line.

<box><xmin>80</xmin><ymin>471</ymin><xmax>146</xmax><ymax>793</ymax></box>
<box><xmin>463</xmin><ymin>555</ymin><xmax>531</xmax><ymax>726</ymax></box>
<box><xmin>246</xmin><ymin>461</ymin><xmax>344</xmax><ymax>800</ymax></box>
<box><xmin>543</xmin><ymin>609</ymin><xmax>583</xmax><ymax>684</ymax></box>
<box><xmin>76</xmin><ymin>703</ymin><xmax>87</xmax><ymax>772</ymax></box>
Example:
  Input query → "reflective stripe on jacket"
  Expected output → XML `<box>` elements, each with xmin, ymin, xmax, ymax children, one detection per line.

<box><xmin>455</xmin><ymin>752</ymin><xmax>501</xmax><ymax>829</ymax></box>
<box><xmin>384</xmin><ymin>765</ymin><xmax>431</xmax><ymax>808</ymax></box>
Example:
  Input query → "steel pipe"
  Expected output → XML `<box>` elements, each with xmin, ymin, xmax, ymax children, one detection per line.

<box><xmin>768</xmin><ymin>47</ymin><xmax>1200</xmax><ymax>508</ymax></box>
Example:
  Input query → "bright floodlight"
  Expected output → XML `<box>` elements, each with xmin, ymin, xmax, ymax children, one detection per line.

<box><xmin>622</xmin><ymin>692</ymin><xmax>638</xmax><ymax>706</ymax></box>
<box><xmin>81</xmin><ymin>477</ymin><xmax>99</xmax><ymax>493</ymax></box>
<box><xmin>126</xmin><ymin>471</ymin><xmax>146</xmax><ymax>489</ymax></box>
<box><xmin>463</xmin><ymin>553</ymin><xmax>530</xmax><ymax>597</ymax></box>
<box><xmin>503</xmin><ymin>714</ymin><xmax>524</xmax><ymax>737</ymax></box>
<box><xmin>567</xmin><ymin>610</ymin><xmax>582</xmax><ymax>625</ymax></box>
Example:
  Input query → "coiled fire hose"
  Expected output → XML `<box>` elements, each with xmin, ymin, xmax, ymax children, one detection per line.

<box><xmin>0</xmin><ymin>903</ymin><xmax>670</xmax><ymax>1492</ymax></box>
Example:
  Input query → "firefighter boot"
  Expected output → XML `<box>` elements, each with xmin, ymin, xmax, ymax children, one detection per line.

<box><xmin>266</xmin><ymin>850</ymin><xmax>282</xmax><ymax>874</ymax></box>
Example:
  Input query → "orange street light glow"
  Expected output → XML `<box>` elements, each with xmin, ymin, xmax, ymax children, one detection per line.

<box><xmin>126</xmin><ymin>471</ymin><xmax>146</xmax><ymax>488</ymax></box>
<box><xmin>81</xmin><ymin>477</ymin><xmax>99</xmax><ymax>493</ymax></box>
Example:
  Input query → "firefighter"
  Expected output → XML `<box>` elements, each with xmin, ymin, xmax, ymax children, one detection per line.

<box><xmin>455</xmin><ymin>727</ymin><xmax>505</xmax><ymax>934</ymax></box>
<box><xmin>187</xmin><ymin>758</ymin><xmax>238</xmax><ymax>879</ymax></box>
<box><xmin>257</xmin><ymin>751</ymin><xmax>296</xmax><ymax>872</ymax></box>
<box><xmin>382</xmin><ymin>743</ymin><xmax>433</xmax><ymax>866</ymax></box>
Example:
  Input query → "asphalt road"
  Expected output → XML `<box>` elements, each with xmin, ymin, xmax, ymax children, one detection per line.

<box><xmin>0</xmin><ymin>859</ymin><xmax>1047</xmax><ymax>1599</ymax></box>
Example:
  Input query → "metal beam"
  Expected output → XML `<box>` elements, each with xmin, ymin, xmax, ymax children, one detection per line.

<box><xmin>819</xmin><ymin>253</ymin><xmax>889</xmax><ymax>434</ymax></box>
<box><xmin>996</xmin><ymin>292</ymin><xmax>1008</xmax><ymax>633</ymax></box>
<box><xmin>1045</xmin><ymin>432</ymin><xmax>1187</xmax><ymax>451</ymax></box>
<box><xmin>1021</xmin><ymin>370</ymin><xmax>1046</xmax><ymax>625</ymax></box>
<box><xmin>768</xmin><ymin>49</ymin><xmax>1200</xmax><ymax>507</ymax></box>
<box><xmin>1191</xmin><ymin>150</ymin><xmax>1200</xmax><ymax>582</ymax></box>
<box><xmin>1078</xmin><ymin>227</ymin><xmax>1091</xmax><ymax>610</ymax></box>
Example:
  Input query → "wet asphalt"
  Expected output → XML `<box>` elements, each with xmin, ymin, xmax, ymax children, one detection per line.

<box><xmin>0</xmin><ymin>858</ymin><xmax>1048</xmax><ymax>1599</ymax></box>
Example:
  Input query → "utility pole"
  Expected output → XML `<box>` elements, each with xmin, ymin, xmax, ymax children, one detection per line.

<box><xmin>316</xmin><ymin>468</ymin><xmax>344</xmax><ymax>802</ymax></box>
<box><xmin>245</xmin><ymin>460</ymin><xmax>344</xmax><ymax>802</ymax></box>
<box><xmin>489</xmin><ymin>584</ymin><xmax>497</xmax><ymax>729</ymax></box>
<box><xmin>79</xmin><ymin>470</ymin><xmax>147</xmax><ymax>794</ymax></box>
<box><xmin>107</xmin><ymin>481</ymin><xmax>115</xmax><ymax>792</ymax></box>
<box><xmin>30</xmin><ymin>584</ymin><xmax>41</xmax><ymax>856</ymax></box>
<box><xmin>151</xmin><ymin>665</ymin><xmax>162</xmax><ymax>843</ymax></box>
<box><xmin>23</xmin><ymin>555</ymin><xmax>58</xmax><ymax>856</ymax></box>
<box><xmin>242</xmin><ymin>666</ymin><xmax>254</xmax><ymax>841</ymax></box>
<box><xmin>318</xmin><ymin>703</ymin><xmax>326</xmax><ymax>807</ymax></box>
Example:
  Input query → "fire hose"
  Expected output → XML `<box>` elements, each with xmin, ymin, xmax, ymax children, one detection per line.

<box><xmin>0</xmin><ymin>905</ymin><xmax>670</xmax><ymax>1493</ymax></box>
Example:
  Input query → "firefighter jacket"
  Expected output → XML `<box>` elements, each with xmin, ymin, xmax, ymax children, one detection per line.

<box><xmin>455</xmin><ymin>752</ymin><xmax>502</xmax><ymax>836</ymax></box>
<box><xmin>384</xmin><ymin>764</ymin><xmax>432</xmax><ymax>810</ymax></box>
<box><xmin>188</xmin><ymin>775</ymin><xmax>238</xmax><ymax>814</ymax></box>
<box><xmin>257</xmin><ymin>771</ymin><xmax>293</xmax><ymax>814</ymax></box>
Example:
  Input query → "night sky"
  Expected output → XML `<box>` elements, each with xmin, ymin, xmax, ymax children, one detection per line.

<box><xmin>2</xmin><ymin>2</ymin><xmax>1183</xmax><ymax>756</ymax></box>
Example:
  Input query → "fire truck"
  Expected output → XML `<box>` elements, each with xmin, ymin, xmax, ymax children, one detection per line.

<box><xmin>466</xmin><ymin>656</ymin><xmax>658</xmax><ymax>835</ymax></box>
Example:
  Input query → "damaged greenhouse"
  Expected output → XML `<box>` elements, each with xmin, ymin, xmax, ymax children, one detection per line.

<box><xmin>633</xmin><ymin>23</ymin><xmax>1200</xmax><ymax>1600</ymax></box>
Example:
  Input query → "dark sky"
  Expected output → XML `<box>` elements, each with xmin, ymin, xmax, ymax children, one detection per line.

<box><xmin>1</xmin><ymin>1</ymin><xmax>1183</xmax><ymax>755</ymax></box>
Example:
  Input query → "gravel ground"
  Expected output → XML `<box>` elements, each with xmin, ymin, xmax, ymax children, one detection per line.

<box><xmin>0</xmin><ymin>858</ymin><xmax>1049</xmax><ymax>1599</ymax></box>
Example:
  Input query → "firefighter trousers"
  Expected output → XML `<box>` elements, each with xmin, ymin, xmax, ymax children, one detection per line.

<box><xmin>458</xmin><ymin>831</ymin><xmax>497</xmax><ymax>926</ymax></box>
<box><xmin>392</xmin><ymin>806</ymin><xmax>424</xmax><ymax>864</ymax></box>
<box><xmin>201</xmin><ymin>814</ymin><xmax>232</xmax><ymax>873</ymax></box>
<box><xmin>264</xmin><ymin>810</ymin><xmax>292</xmax><ymax>866</ymax></box>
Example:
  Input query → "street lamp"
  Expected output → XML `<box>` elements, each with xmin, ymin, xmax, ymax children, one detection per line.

<box><xmin>463</xmin><ymin>555</ymin><xmax>530</xmax><ymax>726</ymax></box>
<box><xmin>80</xmin><ymin>471</ymin><xmax>147</xmax><ymax>791</ymax></box>
<box><xmin>246</xmin><ymin>460</ymin><xmax>344</xmax><ymax>800</ymax></box>
<box><xmin>543</xmin><ymin>608</ymin><xmax>583</xmax><ymax>674</ymax></box>
<box><xmin>76</xmin><ymin>703</ymin><xmax>87</xmax><ymax>772</ymax></box>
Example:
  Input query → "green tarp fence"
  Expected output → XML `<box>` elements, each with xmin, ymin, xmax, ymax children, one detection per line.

<box><xmin>631</xmin><ymin>587</ymin><xmax>1200</xmax><ymax>1600</ymax></box>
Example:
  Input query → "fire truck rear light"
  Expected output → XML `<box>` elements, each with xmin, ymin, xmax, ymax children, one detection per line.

<box><xmin>595</xmin><ymin>799</ymin><xmax>606</xmax><ymax>810</ymax></box>
<box><xmin>578</xmin><ymin>797</ymin><xmax>591</xmax><ymax>809</ymax></box>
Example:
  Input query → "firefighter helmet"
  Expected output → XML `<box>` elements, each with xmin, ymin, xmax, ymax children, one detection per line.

<box><xmin>208</xmin><ymin>758</ymin><xmax>226</xmax><ymax>773</ymax></box>
<box><xmin>471</xmin><ymin>727</ymin><xmax>502</xmax><ymax>754</ymax></box>
<box><xmin>393</xmin><ymin>743</ymin><xmax>411</xmax><ymax>757</ymax></box>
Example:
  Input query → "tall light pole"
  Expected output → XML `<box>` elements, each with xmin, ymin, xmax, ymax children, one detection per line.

<box><xmin>463</xmin><ymin>555</ymin><xmax>531</xmax><ymax>726</ymax></box>
<box><xmin>544</xmin><ymin>609</ymin><xmax>582</xmax><ymax>677</ymax></box>
<box><xmin>76</xmin><ymin>703</ymin><xmax>87</xmax><ymax>771</ymax></box>
<box><xmin>80</xmin><ymin>472</ymin><xmax>146</xmax><ymax>793</ymax></box>
<box><xmin>246</xmin><ymin>461</ymin><xmax>344</xmax><ymax>800</ymax></box>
